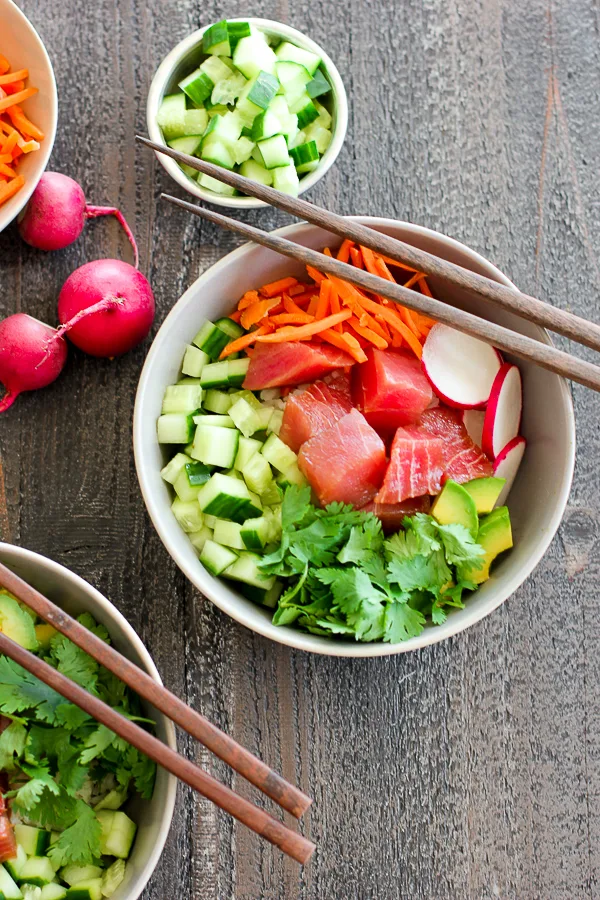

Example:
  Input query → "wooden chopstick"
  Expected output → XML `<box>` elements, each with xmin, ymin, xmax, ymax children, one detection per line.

<box><xmin>0</xmin><ymin>630</ymin><xmax>315</xmax><ymax>864</ymax></box>
<box><xmin>137</xmin><ymin>135</ymin><xmax>600</xmax><ymax>353</ymax></box>
<box><xmin>0</xmin><ymin>561</ymin><xmax>311</xmax><ymax>820</ymax></box>
<box><xmin>160</xmin><ymin>192</ymin><xmax>600</xmax><ymax>394</ymax></box>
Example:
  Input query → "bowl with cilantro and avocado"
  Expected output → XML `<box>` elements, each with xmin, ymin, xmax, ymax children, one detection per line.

<box><xmin>146</xmin><ymin>18</ymin><xmax>347</xmax><ymax>207</ymax></box>
<box><xmin>0</xmin><ymin>543</ymin><xmax>177</xmax><ymax>900</ymax></box>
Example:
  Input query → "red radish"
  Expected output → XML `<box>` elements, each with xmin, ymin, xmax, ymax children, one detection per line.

<box><xmin>482</xmin><ymin>363</ymin><xmax>523</xmax><ymax>459</ymax></box>
<box><xmin>55</xmin><ymin>259</ymin><xmax>155</xmax><ymax>357</ymax></box>
<box><xmin>462</xmin><ymin>409</ymin><xmax>485</xmax><ymax>448</ymax></box>
<box><xmin>0</xmin><ymin>314</ymin><xmax>68</xmax><ymax>413</ymax></box>
<box><xmin>17</xmin><ymin>172</ymin><xmax>139</xmax><ymax>267</ymax></box>
<box><xmin>422</xmin><ymin>323</ymin><xmax>502</xmax><ymax>409</ymax></box>
<box><xmin>493</xmin><ymin>435</ymin><xmax>526</xmax><ymax>506</ymax></box>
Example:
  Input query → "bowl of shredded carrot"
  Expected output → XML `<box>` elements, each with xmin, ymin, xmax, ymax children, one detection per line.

<box><xmin>0</xmin><ymin>0</ymin><xmax>57</xmax><ymax>232</ymax></box>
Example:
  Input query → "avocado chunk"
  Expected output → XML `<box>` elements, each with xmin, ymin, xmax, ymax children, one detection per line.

<box><xmin>431</xmin><ymin>480</ymin><xmax>478</xmax><ymax>537</ymax></box>
<box><xmin>0</xmin><ymin>590</ymin><xmax>38</xmax><ymax>650</ymax></box>
<box><xmin>463</xmin><ymin>476</ymin><xmax>506</xmax><ymax>514</ymax></box>
<box><xmin>460</xmin><ymin>506</ymin><xmax>513</xmax><ymax>584</ymax></box>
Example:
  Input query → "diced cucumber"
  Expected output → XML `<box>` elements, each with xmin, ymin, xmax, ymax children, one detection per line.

<box><xmin>233</xmin><ymin>35</ymin><xmax>277</xmax><ymax>79</ymax></box>
<box><xmin>193</xmin><ymin>321</ymin><xmax>231</xmax><ymax>359</ymax></box>
<box><xmin>314</xmin><ymin>99</ymin><xmax>332</xmax><ymax>128</ymax></box>
<box><xmin>232</xmin><ymin>136</ymin><xmax>255</xmax><ymax>165</ymax></box>
<box><xmin>199</xmin><ymin>174</ymin><xmax>236</xmax><ymax>196</ymax></box>
<box><xmin>172</xmin><ymin>467</ymin><xmax>201</xmax><ymax>503</ymax></box>
<box><xmin>183</xmin><ymin>107</ymin><xmax>209</xmax><ymax>134</ymax></box>
<box><xmin>203</xmin><ymin>110</ymin><xmax>243</xmax><ymax>147</ymax></box>
<box><xmin>240</xmin><ymin>515</ymin><xmax>271</xmax><ymax>550</ymax></box>
<box><xmin>182</xmin><ymin>344</ymin><xmax>210</xmax><ymax>378</ymax></box>
<box><xmin>65</xmin><ymin>879</ymin><xmax>103</xmax><ymax>900</ymax></box>
<box><xmin>289</xmin><ymin>140</ymin><xmax>319</xmax><ymax>172</ymax></box>
<box><xmin>94</xmin><ymin>788</ymin><xmax>128</xmax><ymax>811</ymax></box>
<box><xmin>227</xmin><ymin>21</ymin><xmax>251</xmax><ymax>52</ymax></box>
<box><xmin>41</xmin><ymin>886</ymin><xmax>68</xmax><ymax>900</ymax></box>
<box><xmin>203</xmin><ymin>389</ymin><xmax>233</xmax><ymax>414</ymax></box>
<box><xmin>254</xmin><ymin>407</ymin><xmax>274</xmax><ymax>433</ymax></box>
<box><xmin>215</xmin><ymin>317</ymin><xmax>244</xmax><ymax>340</ymax></box>
<box><xmin>203</xmin><ymin>514</ymin><xmax>218</xmax><ymax>528</ymax></box>
<box><xmin>192</xmin><ymin>414</ymin><xmax>235</xmax><ymax>428</ymax></box>
<box><xmin>211</xmin><ymin>72</ymin><xmax>247</xmax><ymax>106</ymax></box>
<box><xmin>241</xmin><ymin>451</ymin><xmax>273</xmax><ymax>494</ymax></box>
<box><xmin>3</xmin><ymin>846</ymin><xmax>26</xmax><ymax>883</ymax></box>
<box><xmin>188</xmin><ymin>524</ymin><xmax>213</xmax><ymax>554</ymax></box>
<box><xmin>276</xmin><ymin>462</ymin><xmax>307</xmax><ymax>488</ymax></box>
<box><xmin>60</xmin><ymin>866</ymin><xmax>103</xmax><ymax>888</ymax></box>
<box><xmin>257</xmin><ymin>134</ymin><xmax>290</xmax><ymax>169</ymax></box>
<box><xmin>251</xmin><ymin>109</ymin><xmax>281</xmax><ymax>141</ymax></box>
<box><xmin>239</xmin><ymin>159</ymin><xmax>273</xmax><ymax>186</ymax></box>
<box><xmin>229</xmin><ymin>398</ymin><xmax>262</xmax><ymax>438</ymax></box>
<box><xmin>224</xmin><ymin>467</ymin><xmax>244</xmax><ymax>480</ymax></box>
<box><xmin>235</xmin><ymin>77</ymin><xmax>264</xmax><ymax>126</ymax></box>
<box><xmin>157</xmin><ymin>412</ymin><xmax>195</xmax><ymax>444</ymax></box>
<box><xmin>265</xmin><ymin>505</ymin><xmax>283</xmax><ymax>541</ymax></box>
<box><xmin>0</xmin><ymin>864</ymin><xmax>22</xmax><ymax>898</ymax></box>
<box><xmin>185</xmin><ymin>462</ymin><xmax>212</xmax><ymax>486</ymax></box>
<box><xmin>161</xmin><ymin>452</ymin><xmax>193</xmax><ymax>485</ymax></box>
<box><xmin>262</xmin><ymin>434</ymin><xmax>298</xmax><ymax>472</ymax></box>
<box><xmin>304</xmin><ymin>120</ymin><xmax>332</xmax><ymax>154</ymax></box>
<box><xmin>272</xmin><ymin>162</ymin><xmax>299</xmax><ymax>196</ymax></box>
<box><xmin>177</xmin><ymin>377</ymin><xmax>202</xmax><ymax>385</ymax></box>
<box><xmin>234</xmin><ymin>436</ymin><xmax>262</xmax><ymax>470</ymax></box>
<box><xmin>203</xmin><ymin>19</ymin><xmax>231</xmax><ymax>56</ymax></box>
<box><xmin>230</xmin><ymin>389</ymin><xmax>261</xmax><ymax>408</ymax></box>
<box><xmin>168</xmin><ymin>135</ymin><xmax>203</xmax><ymax>178</ymax></box>
<box><xmin>156</xmin><ymin>93</ymin><xmax>186</xmax><ymax>141</ymax></box>
<box><xmin>200</xmin><ymin>55</ymin><xmax>234</xmax><ymax>84</ymax></box>
<box><xmin>289</xmin><ymin>93</ymin><xmax>319</xmax><ymax>128</ymax></box>
<box><xmin>161</xmin><ymin>384</ymin><xmax>203</xmax><ymax>414</ymax></box>
<box><xmin>213</xmin><ymin>519</ymin><xmax>246</xmax><ymax>550</ymax></box>
<box><xmin>227</xmin><ymin>358</ymin><xmax>250</xmax><ymax>386</ymax></box>
<box><xmin>198</xmin><ymin>473</ymin><xmax>262</xmax><ymax>522</ymax></box>
<box><xmin>242</xmin><ymin>579</ymin><xmax>284</xmax><ymax>608</ymax></box>
<box><xmin>192</xmin><ymin>425</ymin><xmax>239</xmax><ymax>468</ymax></box>
<box><xmin>200</xmin><ymin>539</ymin><xmax>238</xmax><ymax>575</ymax></box>
<box><xmin>99</xmin><ymin>860</ymin><xmax>125</xmax><ymax>899</ymax></box>
<box><xmin>201</xmin><ymin>137</ymin><xmax>235</xmax><ymax>169</ymax></box>
<box><xmin>96</xmin><ymin>811</ymin><xmax>137</xmax><ymax>860</ymax></box>
<box><xmin>259</xmin><ymin>480</ymin><xmax>282</xmax><ymax>507</ymax></box>
<box><xmin>306</xmin><ymin>68</ymin><xmax>332</xmax><ymax>99</ymax></box>
<box><xmin>19</xmin><ymin>857</ymin><xmax>55</xmax><ymax>887</ymax></box>
<box><xmin>268</xmin><ymin>96</ymin><xmax>299</xmax><ymax>143</ymax></box>
<box><xmin>275</xmin><ymin>42</ymin><xmax>321</xmax><ymax>76</ymax></box>
<box><xmin>171</xmin><ymin>497</ymin><xmax>204</xmax><ymax>533</ymax></box>
<box><xmin>267</xmin><ymin>409</ymin><xmax>284</xmax><ymax>435</ymax></box>
<box><xmin>275</xmin><ymin>60</ymin><xmax>311</xmax><ymax>99</ymax></box>
<box><xmin>223</xmin><ymin>551</ymin><xmax>275</xmax><ymax>590</ymax></box>
<box><xmin>14</xmin><ymin>826</ymin><xmax>50</xmax><ymax>857</ymax></box>
<box><xmin>245</xmin><ymin>71</ymin><xmax>279</xmax><ymax>110</ymax></box>
<box><xmin>200</xmin><ymin>361</ymin><xmax>230</xmax><ymax>388</ymax></box>
<box><xmin>179</xmin><ymin>68</ymin><xmax>214</xmax><ymax>107</ymax></box>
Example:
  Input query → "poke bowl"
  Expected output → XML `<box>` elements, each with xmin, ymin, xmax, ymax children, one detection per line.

<box><xmin>133</xmin><ymin>217</ymin><xmax>575</xmax><ymax>658</ymax></box>
<box><xmin>0</xmin><ymin>542</ymin><xmax>177</xmax><ymax>899</ymax></box>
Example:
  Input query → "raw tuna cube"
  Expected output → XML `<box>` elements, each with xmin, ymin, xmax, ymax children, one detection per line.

<box><xmin>352</xmin><ymin>348</ymin><xmax>433</xmax><ymax>433</ymax></box>
<box><xmin>322</xmin><ymin>368</ymin><xmax>353</xmax><ymax>404</ymax></box>
<box><xmin>298</xmin><ymin>409</ymin><xmax>387</xmax><ymax>508</ymax></box>
<box><xmin>376</xmin><ymin>426</ymin><xmax>445</xmax><ymax>503</ymax></box>
<box><xmin>361</xmin><ymin>495</ymin><xmax>432</xmax><ymax>534</ymax></box>
<box><xmin>243</xmin><ymin>341</ymin><xmax>355</xmax><ymax>390</ymax></box>
<box><xmin>419</xmin><ymin>406</ymin><xmax>493</xmax><ymax>484</ymax></box>
<box><xmin>279</xmin><ymin>380</ymin><xmax>353</xmax><ymax>452</ymax></box>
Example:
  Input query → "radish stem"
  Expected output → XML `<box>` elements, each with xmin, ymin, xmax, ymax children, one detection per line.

<box><xmin>84</xmin><ymin>206</ymin><xmax>139</xmax><ymax>268</ymax></box>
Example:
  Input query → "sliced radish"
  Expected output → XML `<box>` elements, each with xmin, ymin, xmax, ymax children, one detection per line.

<box><xmin>462</xmin><ymin>410</ymin><xmax>485</xmax><ymax>448</ymax></box>
<box><xmin>481</xmin><ymin>363</ymin><xmax>522</xmax><ymax>459</ymax></box>
<box><xmin>493</xmin><ymin>435</ymin><xmax>526</xmax><ymax>506</ymax></box>
<box><xmin>422</xmin><ymin>323</ymin><xmax>503</xmax><ymax>409</ymax></box>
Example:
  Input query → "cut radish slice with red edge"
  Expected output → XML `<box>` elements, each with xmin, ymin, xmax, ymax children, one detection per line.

<box><xmin>422</xmin><ymin>323</ymin><xmax>502</xmax><ymax>409</ymax></box>
<box><xmin>482</xmin><ymin>363</ymin><xmax>522</xmax><ymax>459</ymax></box>
<box><xmin>462</xmin><ymin>410</ymin><xmax>485</xmax><ymax>448</ymax></box>
<box><xmin>493</xmin><ymin>435</ymin><xmax>526</xmax><ymax>506</ymax></box>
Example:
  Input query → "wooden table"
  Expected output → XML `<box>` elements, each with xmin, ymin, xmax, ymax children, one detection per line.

<box><xmin>2</xmin><ymin>0</ymin><xmax>599</xmax><ymax>896</ymax></box>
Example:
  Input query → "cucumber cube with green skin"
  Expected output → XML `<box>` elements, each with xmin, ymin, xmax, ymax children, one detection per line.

<box><xmin>233</xmin><ymin>35</ymin><xmax>277</xmax><ymax>79</ymax></box>
<box><xmin>171</xmin><ymin>497</ymin><xmax>204</xmax><ymax>533</ymax></box>
<box><xmin>246</xmin><ymin>71</ymin><xmax>279</xmax><ymax>110</ymax></box>
<box><xmin>227</xmin><ymin>358</ymin><xmax>250</xmax><ymax>386</ymax></box>
<box><xmin>200</xmin><ymin>539</ymin><xmax>238</xmax><ymax>575</ymax></box>
<box><xmin>179</xmin><ymin>68</ymin><xmax>214</xmax><ymax>106</ymax></box>
<box><xmin>192</xmin><ymin>414</ymin><xmax>236</xmax><ymax>428</ymax></box>
<box><xmin>3</xmin><ymin>844</ymin><xmax>26</xmax><ymax>882</ymax></box>
<box><xmin>188</xmin><ymin>525</ymin><xmax>213</xmax><ymax>555</ymax></box>
<box><xmin>183</xmin><ymin>107</ymin><xmax>209</xmax><ymax>134</ymax></box>
<box><xmin>161</xmin><ymin>452</ymin><xmax>193</xmax><ymax>485</ymax></box>
<box><xmin>303</xmin><ymin>120</ymin><xmax>332</xmax><ymax>154</ymax></box>
<box><xmin>94</xmin><ymin>787</ymin><xmax>128</xmax><ymax>811</ymax></box>
<box><xmin>314</xmin><ymin>99</ymin><xmax>332</xmax><ymax>128</ymax></box>
<box><xmin>242</xmin><ymin>451</ymin><xmax>274</xmax><ymax>494</ymax></box>
<box><xmin>203</xmin><ymin>110</ymin><xmax>243</xmax><ymax>147</ymax></box>
<box><xmin>306</xmin><ymin>68</ymin><xmax>332</xmax><ymax>99</ymax></box>
<box><xmin>289</xmin><ymin>94</ymin><xmax>319</xmax><ymax>129</ymax></box>
<box><xmin>232</xmin><ymin>136</ymin><xmax>255</xmax><ymax>165</ymax></box>
<box><xmin>96</xmin><ymin>810</ymin><xmax>137</xmax><ymax>859</ymax></box>
<box><xmin>227</xmin><ymin>20</ymin><xmax>251</xmax><ymax>52</ymax></box>
<box><xmin>182</xmin><ymin>344</ymin><xmax>210</xmax><ymax>378</ymax></box>
<box><xmin>203</xmin><ymin>19</ymin><xmax>231</xmax><ymax>56</ymax></box>
<box><xmin>200</xmin><ymin>361</ymin><xmax>231</xmax><ymax>388</ymax></box>
<box><xmin>100</xmin><ymin>860</ymin><xmax>125</xmax><ymax>899</ymax></box>
<box><xmin>229</xmin><ymin>398</ymin><xmax>262</xmax><ymax>437</ymax></box>
<box><xmin>234</xmin><ymin>436</ymin><xmax>262</xmax><ymax>471</ymax></box>
<box><xmin>267</xmin><ymin>409</ymin><xmax>284</xmax><ymax>435</ymax></box>
<box><xmin>259</xmin><ymin>480</ymin><xmax>282</xmax><ymax>508</ymax></box>
<box><xmin>239</xmin><ymin>159</ymin><xmax>273</xmax><ymax>185</ymax></box>
<box><xmin>173</xmin><ymin>467</ymin><xmax>202</xmax><ymax>503</ymax></box>
<box><xmin>156</xmin><ymin>93</ymin><xmax>186</xmax><ymax>141</ymax></box>
<box><xmin>201</xmin><ymin>137</ymin><xmax>235</xmax><ymax>169</ymax></box>
<box><xmin>200</xmin><ymin>55</ymin><xmax>233</xmax><ymax>84</ymax></box>
<box><xmin>192</xmin><ymin>425</ymin><xmax>239</xmax><ymax>468</ymax></box>
<box><xmin>272</xmin><ymin>162</ymin><xmax>299</xmax><ymax>196</ymax></box>
<box><xmin>0</xmin><ymin>863</ymin><xmax>23</xmax><ymax>899</ymax></box>
<box><xmin>185</xmin><ymin>462</ymin><xmax>212</xmax><ymax>486</ymax></box>
<box><xmin>60</xmin><ymin>865</ymin><xmax>103</xmax><ymax>887</ymax></box>
<box><xmin>257</xmin><ymin>134</ymin><xmax>290</xmax><ymax>169</ymax></box>
<box><xmin>275</xmin><ymin>42</ymin><xmax>321</xmax><ymax>76</ymax></box>
<box><xmin>251</xmin><ymin>109</ymin><xmax>281</xmax><ymax>142</ymax></box>
<box><xmin>223</xmin><ymin>551</ymin><xmax>276</xmax><ymax>590</ymax></box>
<box><xmin>157</xmin><ymin>413</ymin><xmax>195</xmax><ymax>444</ymax></box>
<box><xmin>289</xmin><ymin>140</ymin><xmax>319</xmax><ymax>170</ymax></box>
<box><xmin>240</xmin><ymin>515</ymin><xmax>271</xmax><ymax>550</ymax></box>
<box><xmin>199</xmin><ymin>174</ymin><xmax>236</xmax><ymax>196</ymax></box>
<box><xmin>161</xmin><ymin>384</ymin><xmax>203</xmax><ymax>414</ymax></box>
<box><xmin>275</xmin><ymin>462</ymin><xmax>307</xmax><ymax>488</ymax></box>
<box><xmin>213</xmin><ymin>519</ymin><xmax>246</xmax><ymax>550</ymax></box>
<box><xmin>198</xmin><ymin>473</ymin><xmax>262</xmax><ymax>523</ymax></box>
<box><xmin>230</xmin><ymin>389</ymin><xmax>262</xmax><ymax>409</ymax></box>
<box><xmin>41</xmin><ymin>885</ymin><xmax>68</xmax><ymax>900</ymax></box>
<box><xmin>203</xmin><ymin>389</ymin><xmax>233</xmax><ymax>414</ymax></box>
<box><xmin>193</xmin><ymin>321</ymin><xmax>230</xmax><ymax>359</ymax></box>
<box><xmin>19</xmin><ymin>856</ymin><xmax>55</xmax><ymax>887</ymax></box>
<box><xmin>65</xmin><ymin>878</ymin><xmax>103</xmax><ymax>900</ymax></box>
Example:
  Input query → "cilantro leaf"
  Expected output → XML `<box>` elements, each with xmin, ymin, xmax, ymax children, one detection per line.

<box><xmin>48</xmin><ymin>636</ymin><xmax>98</xmax><ymax>692</ymax></box>
<box><xmin>0</xmin><ymin>721</ymin><xmax>27</xmax><ymax>770</ymax></box>
<box><xmin>13</xmin><ymin>763</ymin><xmax>60</xmax><ymax>811</ymax></box>
<box><xmin>383</xmin><ymin>601</ymin><xmax>426</xmax><ymax>642</ymax></box>
<box><xmin>436</xmin><ymin>523</ymin><xmax>485</xmax><ymax>566</ymax></box>
<box><xmin>281</xmin><ymin>484</ymin><xmax>313</xmax><ymax>530</ymax></box>
<box><xmin>387</xmin><ymin>548</ymin><xmax>451</xmax><ymax>593</ymax></box>
<box><xmin>48</xmin><ymin>800</ymin><xmax>102</xmax><ymax>867</ymax></box>
<box><xmin>0</xmin><ymin>657</ymin><xmax>63</xmax><ymax>723</ymax></box>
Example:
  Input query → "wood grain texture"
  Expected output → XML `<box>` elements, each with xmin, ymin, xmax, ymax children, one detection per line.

<box><xmin>1</xmin><ymin>0</ymin><xmax>599</xmax><ymax>897</ymax></box>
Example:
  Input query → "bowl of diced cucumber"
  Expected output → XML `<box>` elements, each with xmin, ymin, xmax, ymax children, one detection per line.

<box><xmin>147</xmin><ymin>18</ymin><xmax>348</xmax><ymax>207</ymax></box>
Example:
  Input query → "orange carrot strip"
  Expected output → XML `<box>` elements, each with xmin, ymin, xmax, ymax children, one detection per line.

<box><xmin>0</xmin><ymin>89</ymin><xmax>38</xmax><ymax>114</ymax></box>
<box><xmin>373</xmin><ymin>256</ymin><xmax>396</xmax><ymax>283</ymax></box>
<box><xmin>329</xmin><ymin>283</ymin><xmax>342</xmax><ymax>332</ymax></box>
<box><xmin>346</xmin><ymin>290</ymin><xmax>423</xmax><ymax>358</ymax></box>
<box><xmin>2</xmin><ymin>81</ymin><xmax>25</xmax><ymax>96</ymax></box>
<box><xmin>0</xmin><ymin>55</ymin><xmax>9</xmax><ymax>76</ymax></box>
<box><xmin>259</xmin><ymin>276</ymin><xmax>298</xmax><ymax>298</ymax></box>
<box><xmin>288</xmin><ymin>292</ymin><xmax>316</xmax><ymax>308</ymax></box>
<box><xmin>270</xmin><ymin>313</ymin><xmax>315</xmax><ymax>326</ymax></box>
<box><xmin>228</xmin><ymin>310</ymin><xmax>242</xmax><ymax>323</ymax></box>
<box><xmin>8</xmin><ymin>105</ymin><xmax>44</xmax><ymax>141</ymax></box>
<box><xmin>377</xmin><ymin>253</ymin><xmax>418</xmax><ymax>273</ymax></box>
<box><xmin>350</xmin><ymin>247</ymin><xmax>364</xmax><ymax>269</ymax></box>
<box><xmin>348</xmin><ymin>315</ymin><xmax>388</xmax><ymax>349</ymax></box>
<box><xmin>336</xmin><ymin>239</ymin><xmax>354</xmax><ymax>264</ymax></box>
<box><xmin>306</xmin><ymin>264</ymin><xmax>325</xmax><ymax>284</ymax></box>
<box><xmin>283</xmin><ymin>293</ymin><xmax>306</xmax><ymax>315</ymax></box>
<box><xmin>323</xmin><ymin>247</ymin><xmax>333</xmax><ymax>257</ymax></box>
<box><xmin>255</xmin><ymin>310</ymin><xmax>351</xmax><ymax>342</ymax></box>
<box><xmin>219</xmin><ymin>326</ymin><xmax>269</xmax><ymax>358</ymax></box>
<box><xmin>359</xmin><ymin>311</ymin><xmax>389</xmax><ymax>341</ymax></box>
<box><xmin>315</xmin><ymin>279</ymin><xmax>332</xmax><ymax>319</ymax></box>
<box><xmin>1</xmin><ymin>131</ymin><xmax>18</xmax><ymax>155</ymax></box>
<box><xmin>320</xmin><ymin>327</ymin><xmax>367</xmax><ymax>363</ymax></box>
<box><xmin>360</xmin><ymin>245</ymin><xmax>382</xmax><ymax>278</ymax></box>
<box><xmin>391</xmin><ymin>331</ymin><xmax>404</xmax><ymax>349</ymax></box>
<box><xmin>373</xmin><ymin>316</ymin><xmax>392</xmax><ymax>342</ymax></box>
<box><xmin>403</xmin><ymin>271</ymin><xmax>421</xmax><ymax>290</ymax></box>
<box><xmin>417</xmin><ymin>276</ymin><xmax>435</xmax><ymax>301</ymax></box>
<box><xmin>306</xmin><ymin>295</ymin><xmax>319</xmax><ymax>317</ymax></box>
<box><xmin>240</xmin><ymin>297</ymin><xmax>281</xmax><ymax>329</ymax></box>
<box><xmin>237</xmin><ymin>290</ymin><xmax>260</xmax><ymax>310</ymax></box>
<box><xmin>0</xmin><ymin>175</ymin><xmax>25</xmax><ymax>206</ymax></box>
<box><xmin>0</xmin><ymin>163</ymin><xmax>15</xmax><ymax>178</ymax></box>
<box><xmin>0</xmin><ymin>70</ymin><xmax>28</xmax><ymax>85</ymax></box>
<box><xmin>0</xmin><ymin>154</ymin><xmax>12</xmax><ymax>165</ymax></box>
<box><xmin>288</xmin><ymin>283</ymin><xmax>305</xmax><ymax>296</ymax></box>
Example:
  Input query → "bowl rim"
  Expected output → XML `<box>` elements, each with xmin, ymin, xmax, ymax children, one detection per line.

<box><xmin>0</xmin><ymin>0</ymin><xmax>58</xmax><ymax>231</ymax></box>
<box><xmin>146</xmin><ymin>17</ymin><xmax>348</xmax><ymax>209</ymax></box>
<box><xmin>133</xmin><ymin>216</ymin><xmax>576</xmax><ymax>657</ymax></box>
<box><xmin>0</xmin><ymin>541</ymin><xmax>178</xmax><ymax>898</ymax></box>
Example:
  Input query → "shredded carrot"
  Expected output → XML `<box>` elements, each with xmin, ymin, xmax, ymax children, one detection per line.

<box><xmin>259</xmin><ymin>276</ymin><xmax>298</xmax><ymax>298</ymax></box>
<box><xmin>320</xmin><ymin>328</ymin><xmax>367</xmax><ymax>363</ymax></box>
<box><xmin>269</xmin><ymin>313</ymin><xmax>315</xmax><ymax>326</ymax></box>
<box><xmin>315</xmin><ymin>279</ymin><xmax>332</xmax><ymax>319</ymax></box>
<box><xmin>306</xmin><ymin>295</ymin><xmax>319</xmax><ymax>317</ymax></box>
<box><xmin>0</xmin><ymin>163</ymin><xmax>15</xmax><ymax>178</ymax></box>
<box><xmin>376</xmin><ymin>253</ymin><xmax>419</xmax><ymax>274</ymax></box>
<box><xmin>307</xmin><ymin>264</ymin><xmax>325</xmax><ymax>284</ymax></box>
<box><xmin>219</xmin><ymin>326</ymin><xmax>269</xmax><ymax>358</ymax></box>
<box><xmin>0</xmin><ymin>175</ymin><xmax>25</xmax><ymax>205</ymax></box>
<box><xmin>288</xmin><ymin>283</ymin><xmax>305</xmax><ymax>296</ymax></box>
<box><xmin>336</xmin><ymin>239</ymin><xmax>354</xmax><ymax>264</ymax></box>
<box><xmin>240</xmin><ymin>297</ymin><xmax>281</xmax><ymax>329</ymax></box>
<box><xmin>0</xmin><ymin>70</ymin><xmax>28</xmax><ymax>86</ymax></box>
<box><xmin>350</xmin><ymin>247</ymin><xmax>364</xmax><ymax>269</ymax></box>
<box><xmin>348</xmin><ymin>315</ymin><xmax>388</xmax><ymax>350</ymax></box>
<box><xmin>1</xmin><ymin>131</ymin><xmax>18</xmax><ymax>154</ymax></box>
<box><xmin>238</xmin><ymin>290</ymin><xmax>260</xmax><ymax>310</ymax></box>
<box><xmin>0</xmin><ymin>88</ymin><xmax>37</xmax><ymax>113</ymax></box>
<box><xmin>0</xmin><ymin>60</ymin><xmax>43</xmax><ymax>208</ymax></box>
<box><xmin>254</xmin><ymin>310</ymin><xmax>351</xmax><ymax>342</ymax></box>
<box><xmin>283</xmin><ymin>293</ymin><xmax>306</xmax><ymax>315</ymax></box>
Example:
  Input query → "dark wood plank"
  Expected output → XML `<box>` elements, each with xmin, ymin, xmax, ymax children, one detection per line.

<box><xmin>2</xmin><ymin>0</ymin><xmax>600</xmax><ymax>896</ymax></box>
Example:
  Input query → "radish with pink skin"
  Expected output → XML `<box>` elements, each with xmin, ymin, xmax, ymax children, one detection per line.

<box><xmin>17</xmin><ymin>172</ymin><xmax>139</xmax><ymax>267</ymax></box>
<box><xmin>493</xmin><ymin>435</ymin><xmax>526</xmax><ymax>506</ymax></box>
<box><xmin>462</xmin><ymin>409</ymin><xmax>485</xmax><ymax>448</ymax></box>
<box><xmin>482</xmin><ymin>363</ymin><xmax>523</xmax><ymax>459</ymax></box>
<box><xmin>421</xmin><ymin>323</ymin><xmax>503</xmax><ymax>409</ymax></box>
<box><xmin>0</xmin><ymin>314</ymin><xmax>68</xmax><ymax>413</ymax></box>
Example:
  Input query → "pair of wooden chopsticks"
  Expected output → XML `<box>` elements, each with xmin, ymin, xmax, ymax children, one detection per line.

<box><xmin>0</xmin><ymin>561</ymin><xmax>314</xmax><ymax>864</ymax></box>
<box><xmin>137</xmin><ymin>134</ymin><xmax>600</xmax><ymax>393</ymax></box>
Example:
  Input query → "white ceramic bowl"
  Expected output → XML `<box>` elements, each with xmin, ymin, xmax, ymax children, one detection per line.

<box><xmin>146</xmin><ymin>18</ymin><xmax>348</xmax><ymax>209</ymax></box>
<box><xmin>0</xmin><ymin>543</ymin><xmax>177</xmax><ymax>899</ymax></box>
<box><xmin>0</xmin><ymin>0</ymin><xmax>57</xmax><ymax>232</ymax></box>
<box><xmin>134</xmin><ymin>217</ymin><xmax>576</xmax><ymax>657</ymax></box>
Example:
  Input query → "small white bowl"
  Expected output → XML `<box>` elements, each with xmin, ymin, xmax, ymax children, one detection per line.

<box><xmin>133</xmin><ymin>217</ymin><xmax>576</xmax><ymax>658</ymax></box>
<box><xmin>146</xmin><ymin>18</ymin><xmax>348</xmax><ymax>209</ymax></box>
<box><xmin>0</xmin><ymin>0</ymin><xmax>57</xmax><ymax>232</ymax></box>
<box><xmin>0</xmin><ymin>543</ymin><xmax>177</xmax><ymax>900</ymax></box>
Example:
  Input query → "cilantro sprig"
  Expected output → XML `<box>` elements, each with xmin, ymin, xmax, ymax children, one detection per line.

<box><xmin>261</xmin><ymin>486</ymin><xmax>485</xmax><ymax>642</ymax></box>
<box><xmin>0</xmin><ymin>613</ymin><xmax>156</xmax><ymax>866</ymax></box>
